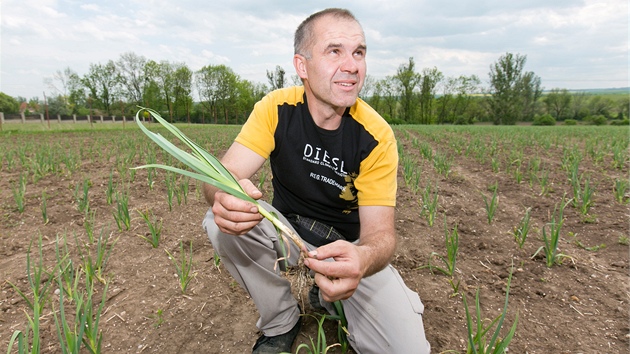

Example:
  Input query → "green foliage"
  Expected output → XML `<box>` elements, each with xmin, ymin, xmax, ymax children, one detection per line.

<box><xmin>563</xmin><ymin>119</ymin><xmax>577</xmax><ymax>125</ymax></box>
<box><xmin>487</xmin><ymin>52</ymin><xmax>541</xmax><ymax>124</ymax></box>
<box><xmin>532</xmin><ymin>114</ymin><xmax>556</xmax><ymax>126</ymax></box>
<box><xmin>137</xmin><ymin>209</ymin><xmax>163</xmax><ymax>248</ymax></box>
<box><xmin>481</xmin><ymin>186</ymin><xmax>499</xmax><ymax>224</ymax></box>
<box><xmin>610</xmin><ymin>118</ymin><xmax>630</xmax><ymax>126</ymax></box>
<box><xmin>419</xmin><ymin>181</ymin><xmax>439</xmax><ymax>226</ymax></box>
<box><xmin>0</xmin><ymin>91</ymin><xmax>20</xmax><ymax>113</ymax></box>
<box><xmin>513</xmin><ymin>207</ymin><xmax>531</xmax><ymax>248</ymax></box>
<box><xmin>13</xmin><ymin>172</ymin><xmax>27</xmax><ymax>213</ymax></box>
<box><xmin>294</xmin><ymin>314</ymin><xmax>342</xmax><ymax>354</ymax></box>
<box><xmin>420</xmin><ymin>218</ymin><xmax>459</xmax><ymax>277</ymax></box>
<box><xmin>165</xmin><ymin>241</ymin><xmax>196</xmax><ymax>294</ymax></box>
<box><xmin>613</xmin><ymin>179</ymin><xmax>629</xmax><ymax>204</ymax></box>
<box><xmin>586</xmin><ymin>115</ymin><xmax>608</xmax><ymax>126</ymax></box>
<box><xmin>532</xmin><ymin>198</ymin><xmax>573</xmax><ymax>267</ymax></box>
<box><xmin>463</xmin><ymin>266</ymin><xmax>518</xmax><ymax>354</ymax></box>
<box><xmin>112</xmin><ymin>189</ymin><xmax>130</xmax><ymax>231</ymax></box>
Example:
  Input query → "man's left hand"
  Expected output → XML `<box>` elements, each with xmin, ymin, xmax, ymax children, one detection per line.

<box><xmin>303</xmin><ymin>240</ymin><xmax>369</xmax><ymax>302</ymax></box>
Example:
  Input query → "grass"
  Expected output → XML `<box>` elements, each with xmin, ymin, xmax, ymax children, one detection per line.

<box><xmin>137</xmin><ymin>209</ymin><xmax>163</xmax><ymax>248</ymax></box>
<box><xmin>463</xmin><ymin>266</ymin><xmax>518</xmax><ymax>354</ymax></box>
<box><xmin>420</xmin><ymin>218</ymin><xmax>459</xmax><ymax>277</ymax></box>
<box><xmin>13</xmin><ymin>172</ymin><xmax>27</xmax><ymax>213</ymax></box>
<box><xmin>40</xmin><ymin>190</ymin><xmax>49</xmax><ymax>224</ymax></box>
<box><xmin>419</xmin><ymin>181</ymin><xmax>439</xmax><ymax>226</ymax></box>
<box><xmin>481</xmin><ymin>185</ymin><xmax>499</xmax><ymax>225</ymax></box>
<box><xmin>613</xmin><ymin>178</ymin><xmax>628</xmax><ymax>204</ymax></box>
<box><xmin>571</xmin><ymin>174</ymin><xmax>595</xmax><ymax>215</ymax></box>
<box><xmin>294</xmin><ymin>314</ymin><xmax>342</xmax><ymax>354</ymax></box>
<box><xmin>105</xmin><ymin>169</ymin><xmax>115</xmax><ymax>205</ymax></box>
<box><xmin>433</xmin><ymin>151</ymin><xmax>452</xmax><ymax>177</ymax></box>
<box><xmin>7</xmin><ymin>236</ymin><xmax>58</xmax><ymax>354</ymax></box>
<box><xmin>532</xmin><ymin>197</ymin><xmax>573</xmax><ymax>267</ymax></box>
<box><xmin>53</xmin><ymin>282</ymin><xmax>88</xmax><ymax>354</ymax></box>
<box><xmin>112</xmin><ymin>189</ymin><xmax>131</xmax><ymax>231</ymax></box>
<box><xmin>512</xmin><ymin>207</ymin><xmax>531</xmax><ymax>249</ymax></box>
<box><xmin>74</xmin><ymin>178</ymin><xmax>91</xmax><ymax>214</ymax></box>
<box><xmin>165</xmin><ymin>241</ymin><xmax>196</xmax><ymax>294</ymax></box>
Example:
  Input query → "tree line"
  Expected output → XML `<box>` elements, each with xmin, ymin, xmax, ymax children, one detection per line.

<box><xmin>0</xmin><ymin>51</ymin><xmax>627</xmax><ymax>125</ymax></box>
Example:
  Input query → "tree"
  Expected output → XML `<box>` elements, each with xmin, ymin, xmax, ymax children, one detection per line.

<box><xmin>290</xmin><ymin>74</ymin><xmax>302</xmax><ymax>87</ymax></box>
<box><xmin>519</xmin><ymin>71</ymin><xmax>542</xmax><ymax>121</ymax></box>
<box><xmin>587</xmin><ymin>95</ymin><xmax>614</xmax><ymax>118</ymax></box>
<box><xmin>487</xmin><ymin>52</ymin><xmax>541</xmax><ymax>125</ymax></box>
<box><xmin>544</xmin><ymin>88</ymin><xmax>572</xmax><ymax>120</ymax></box>
<box><xmin>618</xmin><ymin>95</ymin><xmax>629</xmax><ymax>119</ymax></box>
<box><xmin>0</xmin><ymin>92</ymin><xmax>19</xmax><ymax>113</ymax></box>
<box><xmin>437</xmin><ymin>75</ymin><xmax>481</xmax><ymax>124</ymax></box>
<box><xmin>146</xmin><ymin>60</ymin><xmax>177</xmax><ymax>121</ymax></box>
<box><xmin>172</xmin><ymin>64</ymin><xmax>193</xmax><ymax>122</ymax></box>
<box><xmin>82</xmin><ymin>61</ymin><xmax>118</xmax><ymax>115</ymax></box>
<box><xmin>196</xmin><ymin>64</ymin><xmax>240</xmax><ymax>124</ymax></box>
<box><xmin>266</xmin><ymin>65</ymin><xmax>287</xmax><ymax>91</ymax></box>
<box><xmin>394</xmin><ymin>57</ymin><xmax>421</xmax><ymax>122</ymax></box>
<box><xmin>376</xmin><ymin>76</ymin><xmax>398</xmax><ymax>121</ymax></box>
<box><xmin>116</xmin><ymin>52</ymin><xmax>147</xmax><ymax>105</ymax></box>
<box><xmin>46</xmin><ymin>94</ymin><xmax>72</xmax><ymax>116</ymax></box>
<box><xmin>360</xmin><ymin>74</ymin><xmax>376</xmax><ymax>102</ymax></box>
<box><xmin>196</xmin><ymin>65</ymin><xmax>221</xmax><ymax>123</ymax></box>
<box><xmin>418</xmin><ymin>67</ymin><xmax>443</xmax><ymax>124</ymax></box>
<box><xmin>453</xmin><ymin>75</ymin><xmax>481</xmax><ymax>123</ymax></box>
<box><xmin>214</xmin><ymin>66</ymin><xmax>240</xmax><ymax>124</ymax></box>
<box><xmin>234</xmin><ymin>80</ymin><xmax>265</xmax><ymax>124</ymax></box>
<box><xmin>44</xmin><ymin>67</ymin><xmax>80</xmax><ymax>114</ymax></box>
<box><xmin>436</xmin><ymin>76</ymin><xmax>458</xmax><ymax>124</ymax></box>
<box><xmin>570</xmin><ymin>92</ymin><xmax>590</xmax><ymax>120</ymax></box>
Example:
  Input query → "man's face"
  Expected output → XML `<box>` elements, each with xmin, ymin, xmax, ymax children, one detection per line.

<box><xmin>296</xmin><ymin>15</ymin><xmax>367</xmax><ymax>111</ymax></box>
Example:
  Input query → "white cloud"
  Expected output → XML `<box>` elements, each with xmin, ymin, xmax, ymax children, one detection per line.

<box><xmin>0</xmin><ymin>0</ymin><xmax>627</xmax><ymax>99</ymax></box>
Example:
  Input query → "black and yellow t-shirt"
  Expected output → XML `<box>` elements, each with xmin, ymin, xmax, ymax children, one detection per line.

<box><xmin>235</xmin><ymin>86</ymin><xmax>398</xmax><ymax>243</ymax></box>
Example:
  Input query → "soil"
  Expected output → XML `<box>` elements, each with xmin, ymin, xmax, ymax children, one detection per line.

<box><xmin>0</xmin><ymin>125</ymin><xmax>628</xmax><ymax>353</ymax></box>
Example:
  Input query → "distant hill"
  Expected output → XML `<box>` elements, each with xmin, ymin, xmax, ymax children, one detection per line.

<box><xmin>562</xmin><ymin>87</ymin><xmax>630</xmax><ymax>95</ymax></box>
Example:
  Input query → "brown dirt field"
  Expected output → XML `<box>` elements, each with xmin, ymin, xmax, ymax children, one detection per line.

<box><xmin>0</xmin><ymin>125</ymin><xmax>628</xmax><ymax>353</ymax></box>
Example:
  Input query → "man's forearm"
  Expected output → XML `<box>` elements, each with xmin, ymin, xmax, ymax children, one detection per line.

<box><xmin>356</xmin><ymin>205</ymin><xmax>397</xmax><ymax>277</ymax></box>
<box><xmin>357</xmin><ymin>231</ymin><xmax>396</xmax><ymax>277</ymax></box>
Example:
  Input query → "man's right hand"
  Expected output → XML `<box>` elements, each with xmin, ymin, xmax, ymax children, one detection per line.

<box><xmin>211</xmin><ymin>179</ymin><xmax>264</xmax><ymax>235</ymax></box>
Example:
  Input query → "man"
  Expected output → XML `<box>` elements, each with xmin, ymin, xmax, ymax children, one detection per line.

<box><xmin>202</xmin><ymin>8</ymin><xmax>430</xmax><ymax>354</ymax></box>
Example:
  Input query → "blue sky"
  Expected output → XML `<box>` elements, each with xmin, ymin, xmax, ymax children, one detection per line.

<box><xmin>1</xmin><ymin>0</ymin><xmax>627</xmax><ymax>99</ymax></box>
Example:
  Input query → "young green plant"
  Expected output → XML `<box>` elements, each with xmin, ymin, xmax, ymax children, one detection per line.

<box><xmin>419</xmin><ymin>182</ymin><xmax>439</xmax><ymax>227</ymax></box>
<box><xmin>13</xmin><ymin>172</ymin><xmax>27</xmax><ymax>213</ymax></box>
<box><xmin>419</xmin><ymin>218</ymin><xmax>459</xmax><ymax>277</ymax></box>
<box><xmin>463</xmin><ymin>265</ymin><xmax>519</xmax><ymax>354</ymax></box>
<box><xmin>133</xmin><ymin>107</ymin><xmax>306</xmax><ymax>254</ymax></box>
<box><xmin>165</xmin><ymin>241</ymin><xmax>195</xmax><ymax>294</ymax></box>
<box><xmin>41</xmin><ymin>190</ymin><xmax>49</xmax><ymax>224</ymax></box>
<box><xmin>532</xmin><ymin>197</ymin><xmax>573</xmax><ymax>267</ymax></box>
<box><xmin>512</xmin><ymin>207</ymin><xmax>531</xmax><ymax>249</ymax></box>
<box><xmin>137</xmin><ymin>209</ymin><xmax>163</xmax><ymax>248</ymax></box>
<box><xmin>613</xmin><ymin>178</ymin><xmax>629</xmax><ymax>204</ymax></box>
<box><xmin>481</xmin><ymin>185</ymin><xmax>499</xmax><ymax>225</ymax></box>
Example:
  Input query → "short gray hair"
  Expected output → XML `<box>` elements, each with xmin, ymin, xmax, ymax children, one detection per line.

<box><xmin>294</xmin><ymin>8</ymin><xmax>361</xmax><ymax>58</ymax></box>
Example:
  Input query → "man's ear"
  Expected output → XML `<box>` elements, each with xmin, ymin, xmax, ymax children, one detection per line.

<box><xmin>293</xmin><ymin>54</ymin><xmax>307</xmax><ymax>80</ymax></box>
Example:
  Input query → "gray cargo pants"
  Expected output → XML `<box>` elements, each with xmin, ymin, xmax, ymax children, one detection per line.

<box><xmin>202</xmin><ymin>202</ymin><xmax>430</xmax><ymax>354</ymax></box>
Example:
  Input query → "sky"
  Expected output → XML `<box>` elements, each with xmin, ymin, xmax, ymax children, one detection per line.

<box><xmin>1</xmin><ymin>0</ymin><xmax>628</xmax><ymax>100</ymax></box>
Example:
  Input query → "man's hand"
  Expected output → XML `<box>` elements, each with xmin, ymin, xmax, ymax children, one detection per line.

<box><xmin>211</xmin><ymin>179</ymin><xmax>263</xmax><ymax>235</ymax></box>
<box><xmin>303</xmin><ymin>206</ymin><xmax>397</xmax><ymax>302</ymax></box>
<box><xmin>303</xmin><ymin>240</ymin><xmax>369</xmax><ymax>302</ymax></box>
